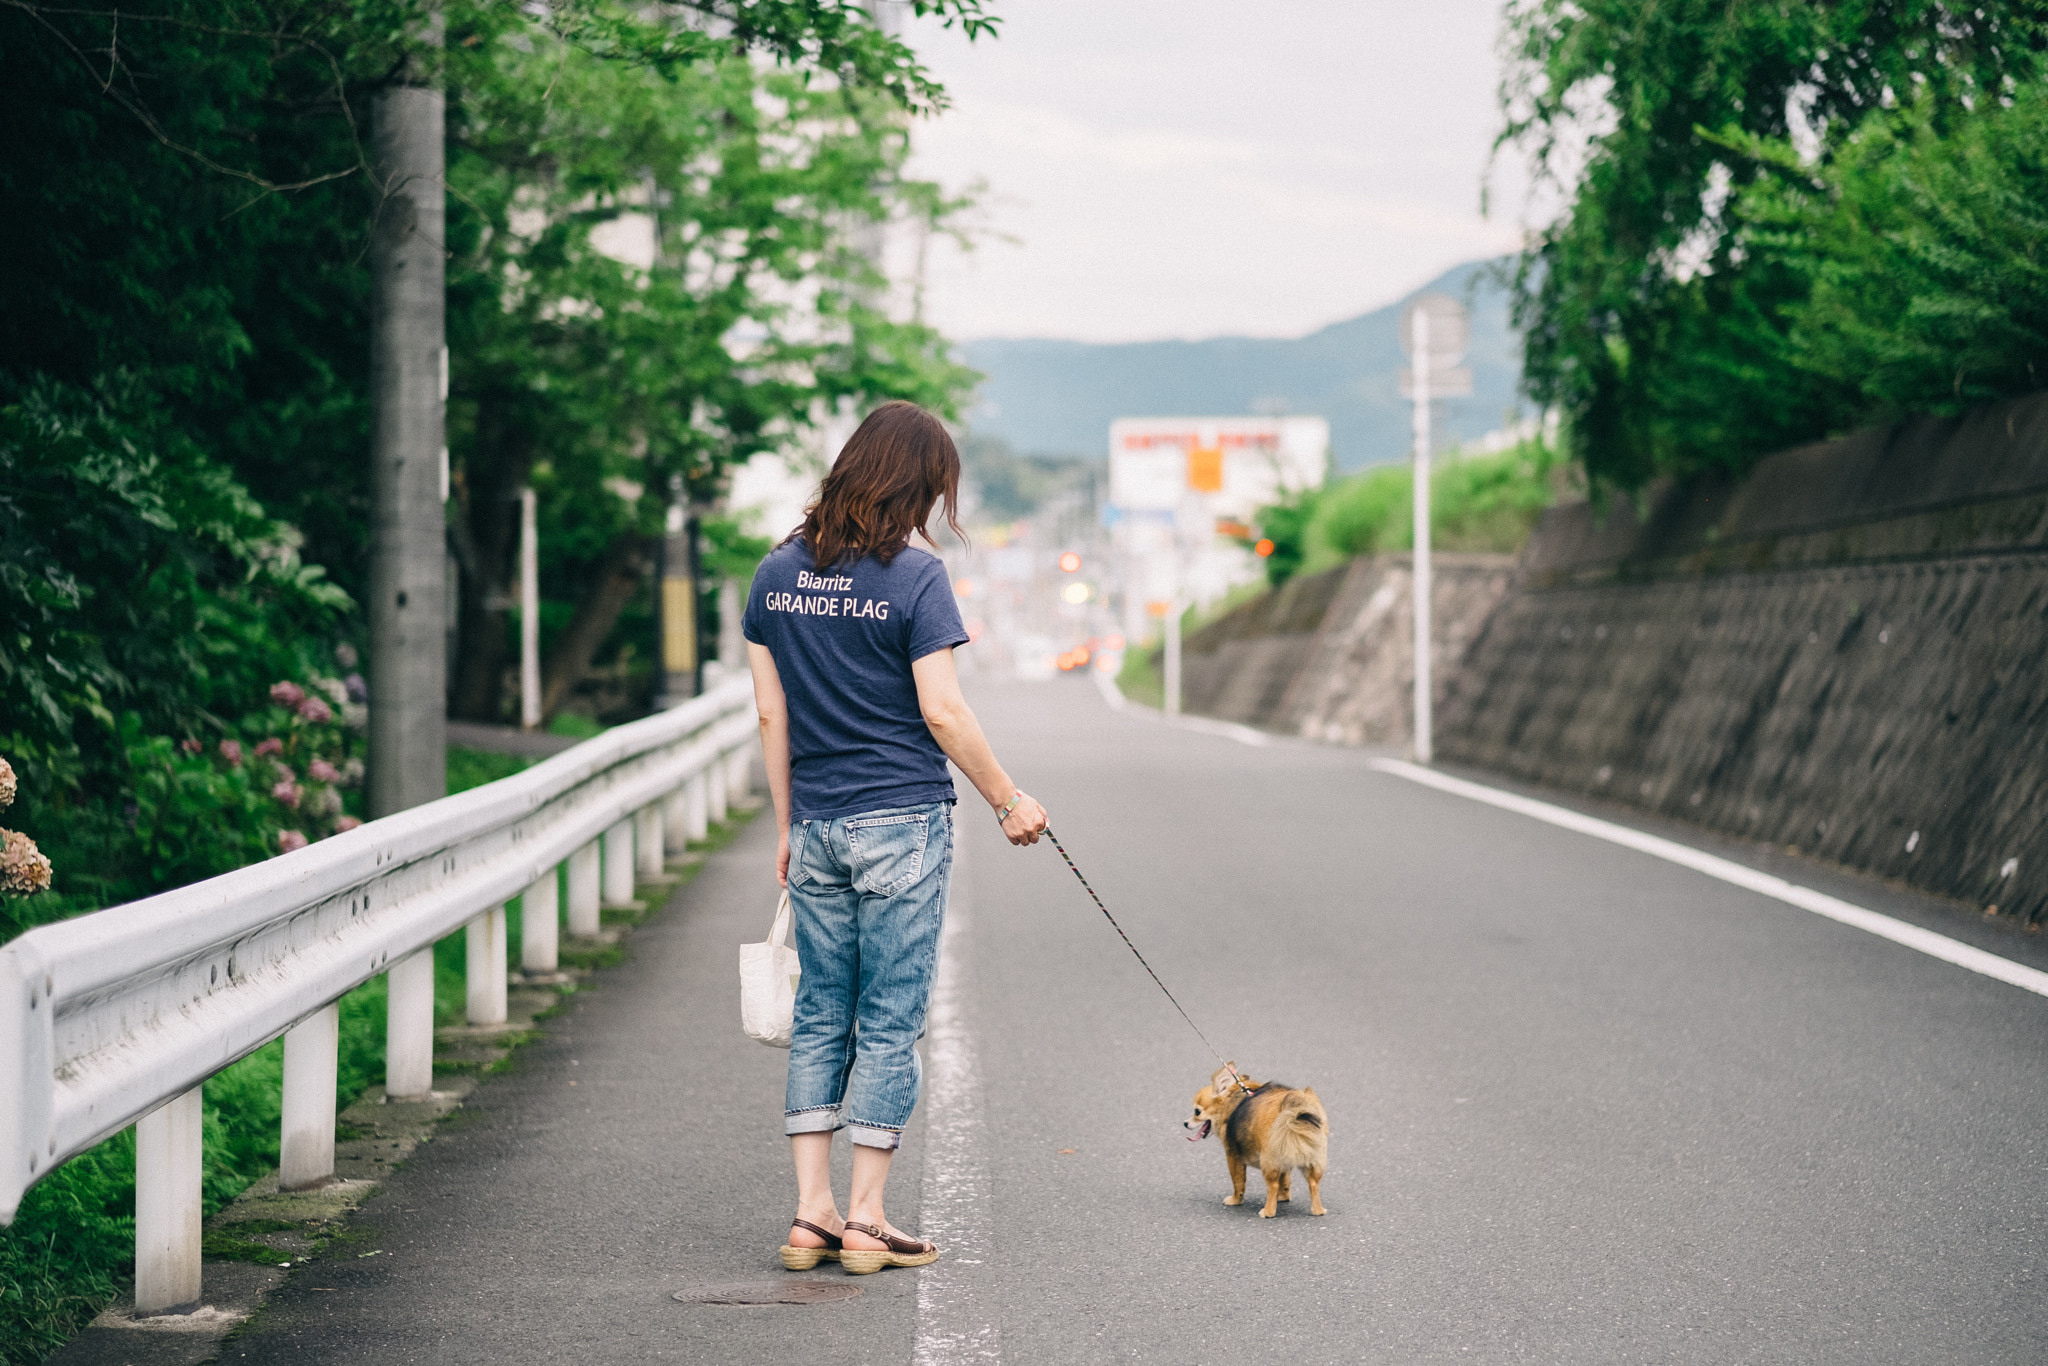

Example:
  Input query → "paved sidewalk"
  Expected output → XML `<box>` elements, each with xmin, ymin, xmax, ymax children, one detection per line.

<box><xmin>222</xmin><ymin>806</ymin><xmax>928</xmax><ymax>1364</ymax></box>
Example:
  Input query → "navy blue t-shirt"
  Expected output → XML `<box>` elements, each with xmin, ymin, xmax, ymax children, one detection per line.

<box><xmin>742</xmin><ymin>538</ymin><xmax>969</xmax><ymax>821</ymax></box>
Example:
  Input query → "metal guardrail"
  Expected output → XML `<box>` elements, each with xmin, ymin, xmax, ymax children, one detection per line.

<box><xmin>0</xmin><ymin>674</ymin><xmax>759</xmax><ymax>1312</ymax></box>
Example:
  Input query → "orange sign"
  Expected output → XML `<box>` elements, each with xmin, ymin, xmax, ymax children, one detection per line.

<box><xmin>1187</xmin><ymin>445</ymin><xmax>1224</xmax><ymax>493</ymax></box>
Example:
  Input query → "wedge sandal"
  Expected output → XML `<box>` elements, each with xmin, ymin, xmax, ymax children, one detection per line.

<box><xmin>839</xmin><ymin>1221</ymin><xmax>939</xmax><ymax>1274</ymax></box>
<box><xmin>779</xmin><ymin>1218</ymin><xmax>844</xmax><ymax>1271</ymax></box>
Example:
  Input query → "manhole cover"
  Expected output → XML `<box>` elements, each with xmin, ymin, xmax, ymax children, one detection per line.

<box><xmin>674</xmin><ymin>1280</ymin><xmax>864</xmax><ymax>1306</ymax></box>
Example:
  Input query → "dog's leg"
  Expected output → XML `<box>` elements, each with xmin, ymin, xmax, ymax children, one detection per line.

<box><xmin>1224</xmin><ymin>1148</ymin><xmax>1246</xmax><ymax>1206</ymax></box>
<box><xmin>1306</xmin><ymin>1166</ymin><xmax>1326</xmax><ymax>1216</ymax></box>
<box><xmin>1277</xmin><ymin>1171</ymin><xmax>1292</xmax><ymax>1202</ymax></box>
<box><xmin>1259</xmin><ymin>1167</ymin><xmax>1282</xmax><ymax>1218</ymax></box>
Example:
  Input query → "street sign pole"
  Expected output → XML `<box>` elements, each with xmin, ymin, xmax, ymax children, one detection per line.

<box><xmin>1410</xmin><ymin>308</ymin><xmax>1433</xmax><ymax>764</ymax></box>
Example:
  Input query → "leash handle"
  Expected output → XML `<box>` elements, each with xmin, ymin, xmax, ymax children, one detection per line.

<box><xmin>1042</xmin><ymin>828</ymin><xmax>1253</xmax><ymax>1098</ymax></box>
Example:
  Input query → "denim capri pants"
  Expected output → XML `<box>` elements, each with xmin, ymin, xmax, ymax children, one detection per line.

<box><xmin>784</xmin><ymin>801</ymin><xmax>953</xmax><ymax>1149</ymax></box>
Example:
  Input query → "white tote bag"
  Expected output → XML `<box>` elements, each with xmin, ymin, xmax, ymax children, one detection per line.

<box><xmin>739</xmin><ymin>890</ymin><xmax>800</xmax><ymax>1047</ymax></box>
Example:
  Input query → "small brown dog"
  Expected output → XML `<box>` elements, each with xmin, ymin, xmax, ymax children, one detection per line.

<box><xmin>1184</xmin><ymin>1063</ymin><xmax>1328</xmax><ymax>1217</ymax></box>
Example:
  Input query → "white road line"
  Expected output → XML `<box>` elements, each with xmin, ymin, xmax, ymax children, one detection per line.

<box><xmin>1092</xmin><ymin>665</ymin><xmax>1271</xmax><ymax>746</ymax></box>
<box><xmin>1371</xmin><ymin>758</ymin><xmax>2048</xmax><ymax>1000</ymax></box>
<box><xmin>914</xmin><ymin>829</ymin><xmax>1001</xmax><ymax>1364</ymax></box>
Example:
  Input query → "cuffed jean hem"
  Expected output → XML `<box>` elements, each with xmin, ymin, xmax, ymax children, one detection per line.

<box><xmin>785</xmin><ymin>1105</ymin><xmax>843</xmax><ymax>1136</ymax></box>
<box><xmin>846</xmin><ymin>1123</ymin><xmax>903</xmax><ymax>1151</ymax></box>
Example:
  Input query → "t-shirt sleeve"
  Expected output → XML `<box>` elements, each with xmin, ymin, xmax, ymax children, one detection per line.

<box><xmin>741</xmin><ymin>564</ymin><xmax>768</xmax><ymax>645</ymax></box>
<box><xmin>906</xmin><ymin>557</ymin><xmax>970</xmax><ymax>662</ymax></box>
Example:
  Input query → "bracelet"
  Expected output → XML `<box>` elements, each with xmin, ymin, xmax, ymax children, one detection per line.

<box><xmin>995</xmin><ymin>791</ymin><xmax>1023</xmax><ymax>823</ymax></box>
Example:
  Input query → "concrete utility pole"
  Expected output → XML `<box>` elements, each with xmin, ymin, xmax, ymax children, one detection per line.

<box><xmin>1399</xmin><ymin>293</ymin><xmax>1471</xmax><ymax>766</ymax></box>
<box><xmin>1410</xmin><ymin>307</ymin><xmax>1434</xmax><ymax>764</ymax></box>
<box><xmin>519</xmin><ymin>487</ymin><xmax>541</xmax><ymax>730</ymax></box>
<box><xmin>367</xmin><ymin>30</ymin><xmax>448</xmax><ymax>817</ymax></box>
<box><xmin>366</xmin><ymin>20</ymin><xmax>445</xmax><ymax>1110</ymax></box>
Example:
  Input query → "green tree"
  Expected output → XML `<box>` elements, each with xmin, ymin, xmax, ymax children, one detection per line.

<box><xmin>1497</xmin><ymin>0</ymin><xmax>2048</xmax><ymax>488</ymax></box>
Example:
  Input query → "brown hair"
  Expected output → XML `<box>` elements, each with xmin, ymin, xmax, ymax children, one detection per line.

<box><xmin>790</xmin><ymin>401</ymin><xmax>964</xmax><ymax>569</ymax></box>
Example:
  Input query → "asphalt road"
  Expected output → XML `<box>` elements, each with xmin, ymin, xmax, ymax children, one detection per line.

<box><xmin>226</xmin><ymin>679</ymin><xmax>2048</xmax><ymax>1364</ymax></box>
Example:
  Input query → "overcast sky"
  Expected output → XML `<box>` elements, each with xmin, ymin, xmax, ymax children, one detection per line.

<box><xmin>899</xmin><ymin>0</ymin><xmax>1531</xmax><ymax>345</ymax></box>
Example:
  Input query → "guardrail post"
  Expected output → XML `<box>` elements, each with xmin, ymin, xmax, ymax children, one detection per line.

<box><xmin>685</xmin><ymin>771</ymin><xmax>709</xmax><ymax>843</ymax></box>
<box><xmin>727</xmin><ymin>744</ymin><xmax>752</xmax><ymax>800</ymax></box>
<box><xmin>281</xmin><ymin>1002</ymin><xmax>339</xmax><ymax>1190</ymax></box>
<box><xmin>634</xmin><ymin>805</ymin><xmax>664</xmax><ymax>878</ymax></box>
<box><xmin>466</xmin><ymin>907</ymin><xmax>507</xmax><ymax>1025</ymax></box>
<box><xmin>134</xmin><ymin>1087</ymin><xmax>202</xmax><ymax>1315</ymax></box>
<box><xmin>601</xmin><ymin>820</ymin><xmax>635</xmax><ymax>906</ymax></box>
<box><xmin>521</xmin><ymin>867</ymin><xmax>559</xmax><ymax>973</ymax></box>
<box><xmin>709</xmin><ymin>756</ymin><xmax>730</xmax><ymax>825</ymax></box>
<box><xmin>568</xmin><ymin>841</ymin><xmax>601</xmax><ymax>936</ymax></box>
<box><xmin>663</xmin><ymin>788</ymin><xmax>690</xmax><ymax>857</ymax></box>
<box><xmin>386</xmin><ymin>950</ymin><xmax>435</xmax><ymax>1100</ymax></box>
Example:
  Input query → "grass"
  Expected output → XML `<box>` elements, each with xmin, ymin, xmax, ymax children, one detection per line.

<box><xmin>1295</xmin><ymin>437</ymin><xmax>1563</xmax><ymax>577</ymax></box>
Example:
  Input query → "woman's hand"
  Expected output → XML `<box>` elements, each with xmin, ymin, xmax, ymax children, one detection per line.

<box><xmin>777</xmin><ymin>827</ymin><xmax>791</xmax><ymax>887</ymax></box>
<box><xmin>998</xmin><ymin>792</ymin><xmax>1049</xmax><ymax>846</ymax></box>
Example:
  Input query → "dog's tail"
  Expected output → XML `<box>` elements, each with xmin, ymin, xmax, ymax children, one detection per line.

<box><xmin>1278</xmin><ymin>1087</ymin><xmax>1329</xmax><ymax>1136</ymax></box>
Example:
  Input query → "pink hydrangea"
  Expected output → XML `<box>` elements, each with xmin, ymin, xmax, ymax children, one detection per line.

<box><xmin>180</xmin><ymin>737</ymin><xmax>203</xmax><ymax>755</ymax></box>
<box><xmin>271</xmin><ymin>779</ymin><xmax>301</xmax><ymax>808</ymax></box>
<box><xmin>270</xmin><ymin>681</ymin><xmax>306</xmax><ymax>707</ymax></box>
<box><xmin>335</xmin><ymin>814</ymin><xmax>363</xmax><ymax>833</ymax></box>
<box><xmin>254</xmin><ymin>737</ymin><xmax>284</xmax><ymax>758</ymax></box>
<box><xmin>307</xmin><ymin>759</ymin><xmax>340</xmax><ymax>783</ymax></box>
<box><xmin>219</xmin><ymin>739</ymin><xmax>243</xmax><ymax>766</ymax></box>
<box><xmin>296</xmin><ymin>696</ymin><xmax>333</xmax><ymax>724</ymax></box>
<box><xmin>1</xmin><ymin>828</ymin><xmax>52</xmax><ymax>894</ymax></box>
<box><xmin>277</xmin><ymin>830</ymin><xmax>309</xmax><ymax>853</ymax></box>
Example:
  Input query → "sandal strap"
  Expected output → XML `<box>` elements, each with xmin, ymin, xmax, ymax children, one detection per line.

<box><xmin>843</xmin><ymin>1221</ymin><xmax>934</xmax><ymax>1254</ymax></box>
<box><xmin>790</xmin><ymin>1218</ymin><xmax>842</xmax><ymax>1248</ymax></box>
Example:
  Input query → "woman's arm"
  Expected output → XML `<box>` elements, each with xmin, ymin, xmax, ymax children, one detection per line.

<box><xmin>747</xmin><ymin>642</ymin><xmax>796</xmax><ymax>885</ymax></box>
<box><xmin>911</xmin><ymin>647</ymin><xmax>1049</xmax><ymax>846</ymax></box>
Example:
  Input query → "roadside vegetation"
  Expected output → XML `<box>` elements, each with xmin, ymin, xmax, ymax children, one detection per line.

<box><xmin>1244</xmin><ymin>438</ymin><xmax>1563</xmax><ymax>589</ymax></box>
<box><xmin>1499</xmin><ymin>1</ymin><xmax>2048</xmax><ymax>490</ymax></box>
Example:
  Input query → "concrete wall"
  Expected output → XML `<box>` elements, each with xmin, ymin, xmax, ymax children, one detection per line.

<box><xmin>1180</xmin><ymin>553</ymin><xmax>1515</xmax><ymax>744</ymax></box>
<box><xmin>1438</xmin><ymin>392</ymin><xmax>2048</xmax><ymax>925</ymax></box>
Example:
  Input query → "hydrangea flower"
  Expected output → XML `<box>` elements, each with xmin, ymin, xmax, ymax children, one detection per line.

<box><xmin>277</xmin><ymin>830</ymin><xmax>309</xmax><ymax>853</ymax></box>
<box><xmin>0</xmin><ymin>756</ymin><xmax>14</xmax><ymax>811</ymax></box>
<box><xmin>269</xmin><ymin>681</ymin><xmax>307</xmax><ymax>707</ymax></box>
<box><xmin>271</xmin><ymin>779</ymin><xmax>301</xmax><ymax>808</ymax></box>
<box><xmin>219</xmin><ymin>739</ymin><xmax>243</xmax><ymax>766</ymax></box>
<box><xmin>1</xmin><ymin>828</ymin><xmax>52</xmax><ymax>894</ymax></box>
<box><xmin>297</xmin><ymin>696</ymin><xmax>333</xmax><ymax>724</ymax></box>
<box><xmin>181</xmin><ymin>738</ymin><xmax>203</xmax><ymax>755</ymax></box>
<box><xmin>307</xmin><ymin>759</ymin><xmax>341</xmax><ymax>783</ymax></box>
<box><xmin>254</xmin><ymin>738</ymin><xmax>284</xmax><ymax>758</ymax></box>
<box><xmin>335</xmin><ymin>815</ymin><xmax>363</xmax><ymax>833</ymax></box>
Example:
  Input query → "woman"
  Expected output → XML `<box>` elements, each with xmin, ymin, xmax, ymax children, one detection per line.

<box><xmin>744</xmin><ymin>400</ymin><xmax>1050</xmax><ymax>1275</ymax></box>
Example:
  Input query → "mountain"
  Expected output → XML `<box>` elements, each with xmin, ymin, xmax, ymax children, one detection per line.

<box><xmin>958</xmin><ymin>258</ymin><xmax>1524</xmax><ymax>472</ymax></box>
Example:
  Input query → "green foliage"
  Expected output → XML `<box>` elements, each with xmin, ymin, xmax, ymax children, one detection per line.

<box><xmin>959</xmin><ymin>432</ymin><xmax>1095</xmax><ymax>523</ymax></box>
<box><xmin>1245</xmin><ymin>487</ymin><xmax>1320</xmax><ymax>587</ymax></box>
<box><xmin>1283</xmin><ymin>441</ymin><xmax>1559</xmax><ymax>576</ymax></box>
<box><xmin>447</xmin><ymin>747</ymin><xmax>533</xmax><ymax>796</ymax></box>
<box><xmin>1729</xmin><ymin>86</ymin><xmax>2048</xmax><ymax>414</ymax></box>
<box><xmin>1498</xmin><ymin>0</ymin><xmax>2048</xmax><ymax>488</ymax></box>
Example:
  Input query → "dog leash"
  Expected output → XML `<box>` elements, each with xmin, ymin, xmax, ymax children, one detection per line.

<box><xmin>1042</xmin><ymin>827</ymin><xmax>1255</xmax><ymax>1099</ymax></box>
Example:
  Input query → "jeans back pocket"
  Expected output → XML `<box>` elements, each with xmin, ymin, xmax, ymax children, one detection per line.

<box><xmin>844</xmin><ymin>810</ymin><xmax>931</xmax><ymax>897</ymax></box>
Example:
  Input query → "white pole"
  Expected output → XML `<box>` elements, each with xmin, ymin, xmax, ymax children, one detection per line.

<box><xmin>567</xmin><ymin>841</ymin><xmax>602</xmax><ymax>936</ymax></box>
<box><xmin>1411</xmin><ymin>306</ymin><xmax>1434</xmax><ymax>764</ymax></box>
<box><xmin>134</xmin><ymin>1087</ymin><xmax>203</xmax><ymax>1315</ymax></box>
<box><xmin>280</xmin><ymin>1003</ymin><xmax>339</xmax><ymax>1190</ymax></box>
<box><xmin>727</xmin><ymin>745</ymin><xmax>752</xmax><ymax>801</ymax></box>
<box><xmin>521</xmin><ymin>868</ymin><xmax>559</xmax><ymax>974</ymax></box>
<box><xmin>663</xmin><ymin>788</ymin><xmax>690</xmax><ymax>857</ymax></box>
<box><xmin>519</xmin><ymin>487</ymin><xmax>540</xmax><ymax>730</ymax></box>
<box><xmin>709</xmin><ymin>759</ymin><xmax>730</xmax><ymax>825</ymax></box>
<box><xmin>685</xmin><ymin>772</ymin><xmax>710</xmax><ymax>844</ymax></box>
<box><xmin>634</xmin><ymin>805</ymin><xmax>664</xmax><ymax>879</ymax></box>
<box><xmin>386</xmin><ymin>950</ymin><xmax>435</xmax><ymax>1099</ymax></box>
<box><xmin>601</xmin><ymin>820</ymin><xmax>635</xmax><ymax>906</ymax></box>
<box><xmin>1163</xmin><ymin>603</ymin><xmax>1183</xmax><ymax>717</ymax></box>
<box><xmin>465</xmin><ymin>907</ymin><xmax>507</xmax><ymax>1025</ymax></box>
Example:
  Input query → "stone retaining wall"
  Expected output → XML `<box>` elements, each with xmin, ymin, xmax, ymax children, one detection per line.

<box><xmin>1439</xmin><ymin>391</ymin><xmax>2048</xmax><ymax>925</ymax></box>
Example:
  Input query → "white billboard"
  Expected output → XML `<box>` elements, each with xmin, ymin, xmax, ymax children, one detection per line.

<box><xmin>1108</xmin><ymin>416</ymin><xmax>1329</xmax><ymax>518</ymax></box>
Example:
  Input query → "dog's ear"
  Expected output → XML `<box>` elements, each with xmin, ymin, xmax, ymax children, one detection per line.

<box><xmin>1211</xmin><ymin>1062</ymin><xmax>1239</xmax><ymax>1093</ymax></box>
